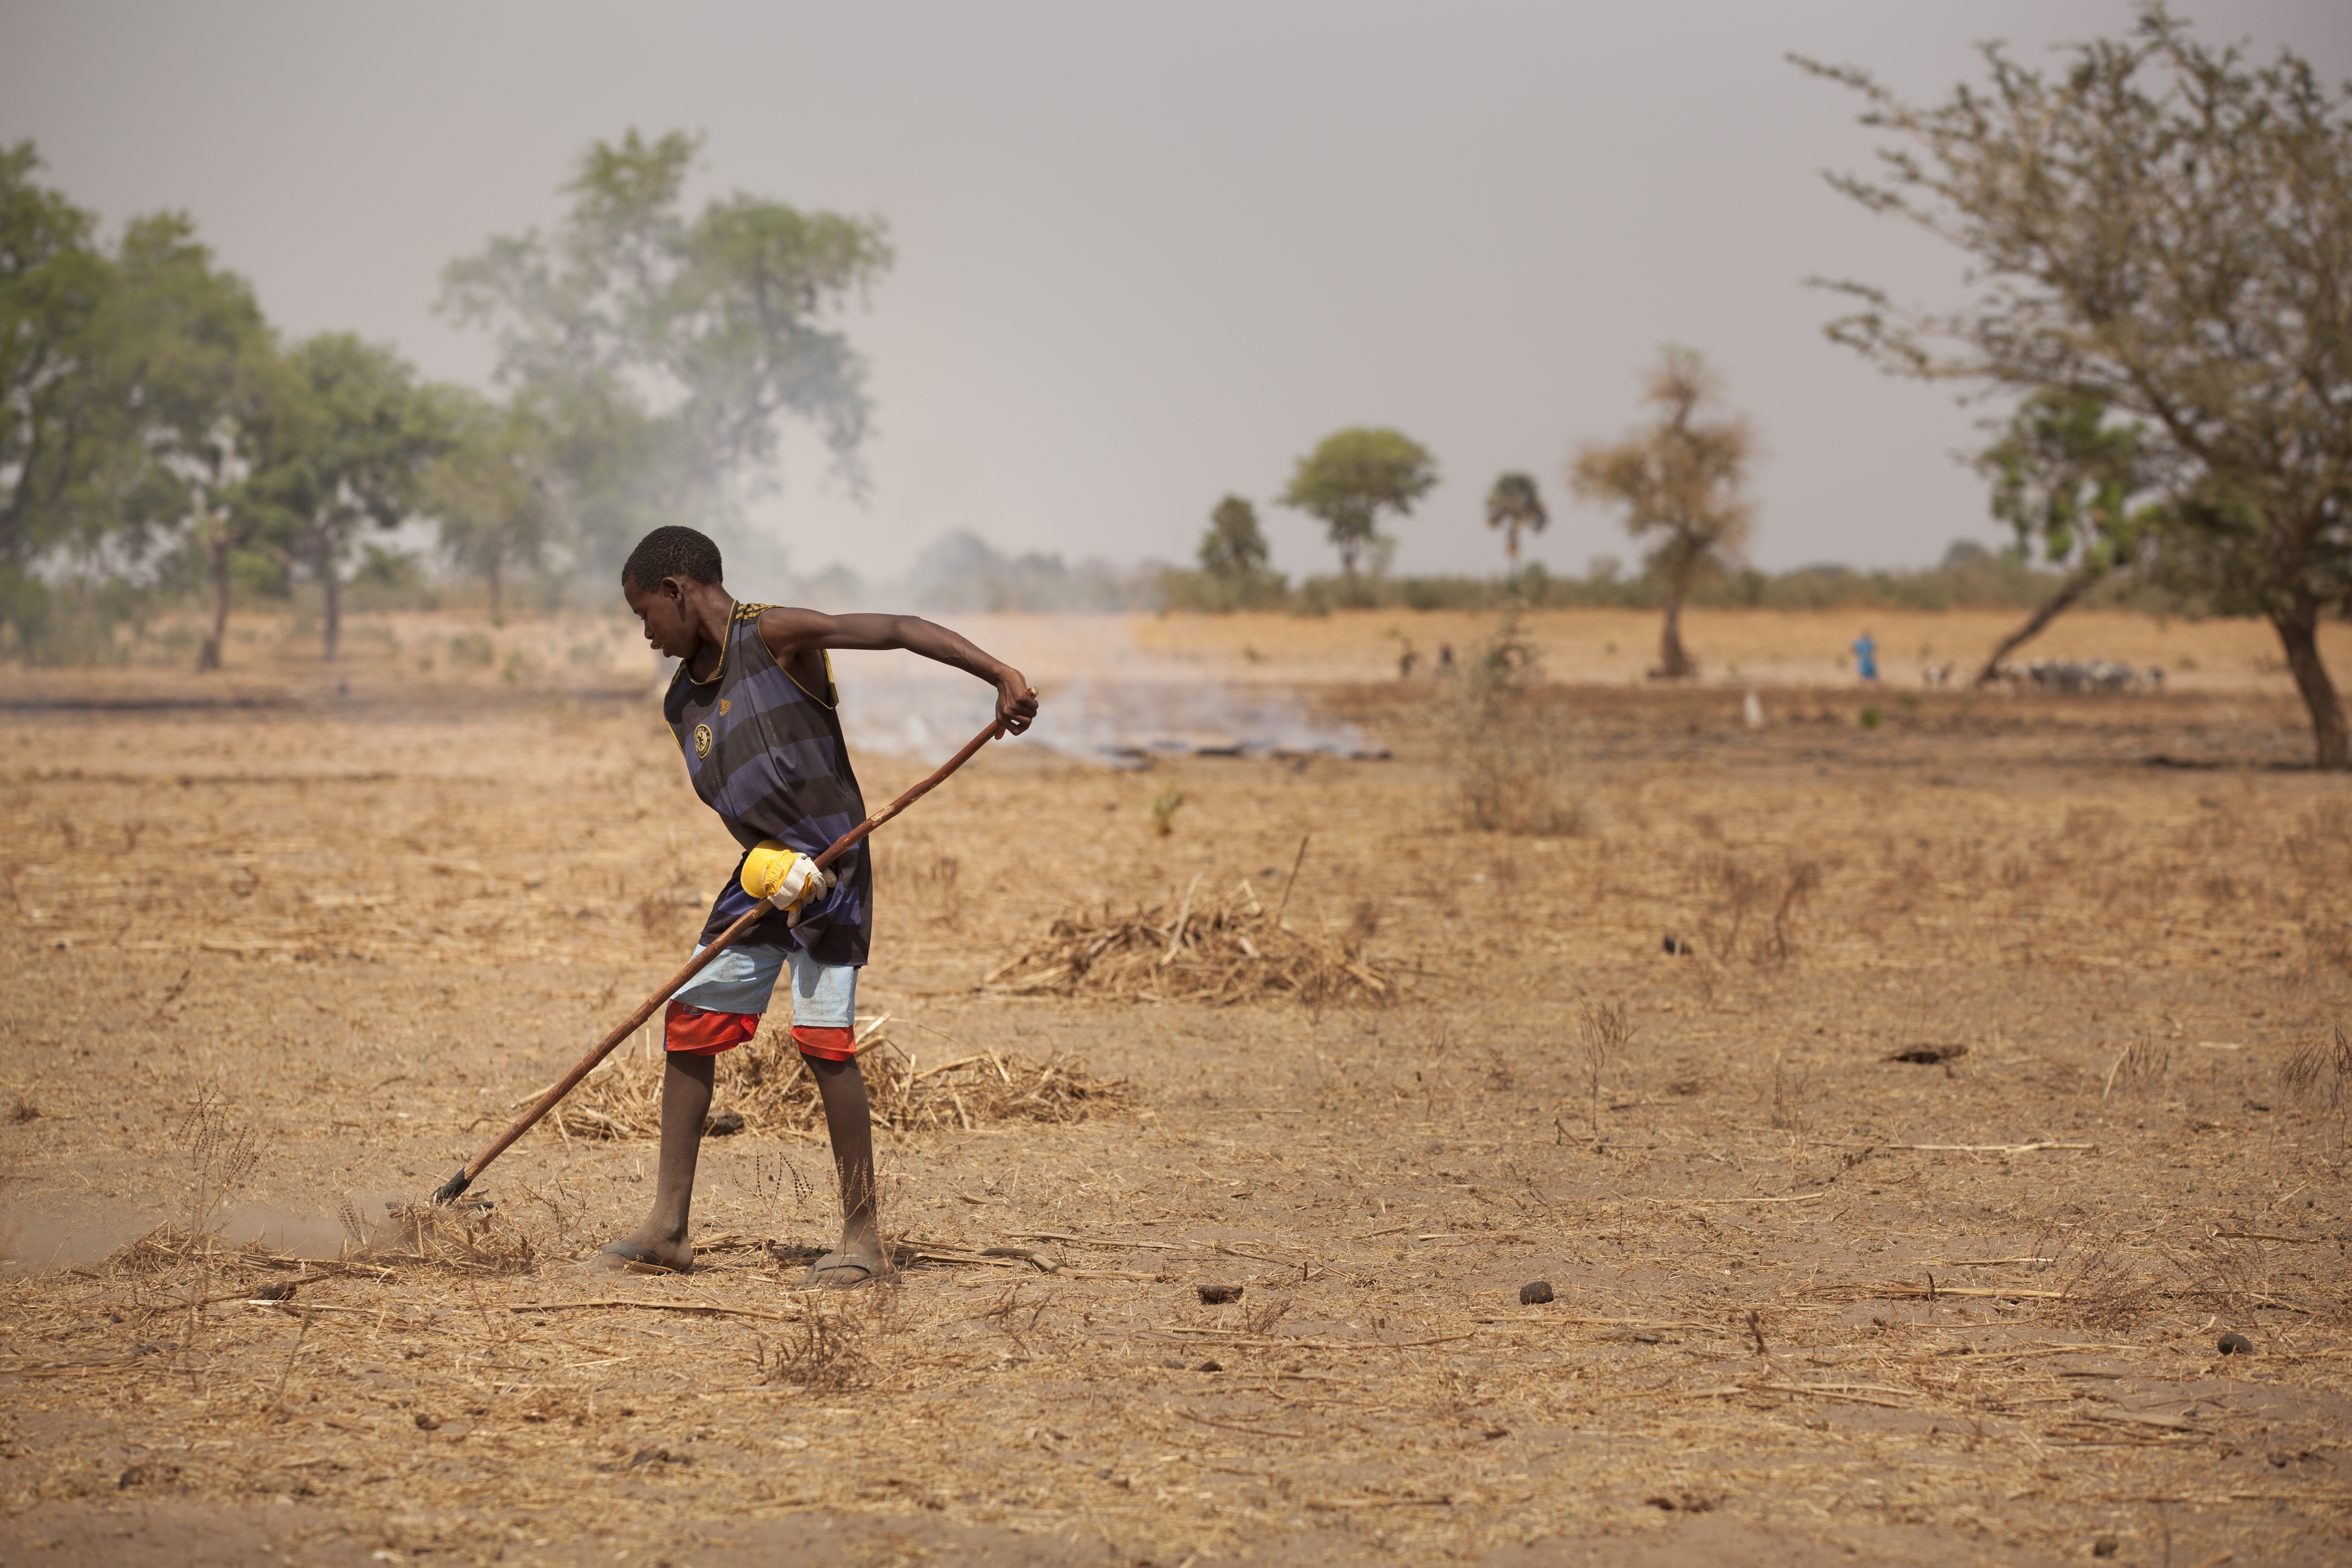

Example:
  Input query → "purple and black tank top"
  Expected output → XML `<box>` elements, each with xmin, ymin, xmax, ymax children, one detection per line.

<box><xmin>662</xmin><ymin>603</ymin><xmax>871</xmax><ymax>966</ymax></box>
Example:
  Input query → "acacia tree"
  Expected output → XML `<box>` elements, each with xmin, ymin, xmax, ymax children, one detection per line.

<box><xmin>1279</xmin><ymin>426</ymin><xmax>1437</xmax><ymax>574</ymax></box>
<box><xmin>1797</xmin><ymin>5</ymin><xmax>2352</xmax><ymax>767</ymax></box>
<box><xmin>1484</xmin><ymin>471</ymin><xmax>1547</xmax><ymax>569</ymax></box>
<box><xmin>1970</xmin><ymin>392</ymin><xmax>2167</xmax><ymax>684</ymax></box>
<box><xmin>1569</xmin><ymin>347</ymin><xmax>1753</xmax><ymax>678</ymax></box>
<box><xmin>440</xmin><ymin>129</ymin><xmax>893</xmax><ymax>576</ymax></box>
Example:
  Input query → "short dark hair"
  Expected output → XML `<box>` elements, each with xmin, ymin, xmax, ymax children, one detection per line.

<box><xmin>621</xmin><ymin>526</ymin><xmax>723</xmax><ymax>591</ymax></box>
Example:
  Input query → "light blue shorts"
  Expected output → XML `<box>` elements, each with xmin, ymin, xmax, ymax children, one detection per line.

<box><xmin>670</xmin><ymin>943</ymin><xmax>857</xmax><ymax>1030</ymax></box>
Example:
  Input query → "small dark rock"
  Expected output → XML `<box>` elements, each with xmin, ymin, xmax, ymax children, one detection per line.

<box><xmin>250</xmin><ymin>1282</ymin><xmax>296</xmax><ymax>1302</ymax></box>
<box><xmin>117</xmin><ymin>1465</ymin><xmax>152</xmax><ymax>1490</ymax></box>
<box><xmin>1519</xmin><ymin>1280</ymin><xmax>1555</xmax><ymax>1306</ymax></box>
<box><xmin>2092</xmin><ymin>1537</ymin><xmax>2120</xmax><ymax>1558</ymax></box>
<box><xmin>1160</xmin><ymin>1357</ymin><xmax>1186</xmax><ymax>1369</ymax></box>
<box><xmin>704</xmin><ymin>1109</ymin><xmax>746</xmax><ymax>1137</ymax></box>
<box><xmin>629</xmin><ymin>1445</ymin><xmax>691</xmax><ymax>1469</ymax></box>
<box><xmin>1630</xmin><ymin>1331</ymin><xmax>1664</xmax><ymax>1344</ymax></box>
<box><xmin>1195</xmin><ymin>1359</ymin><xmax>1224</xmax><ymax>1373</ymax></box>
<box><xmin>1662</xmin><ymin>934</ymin><xmax>1692</xmax><ymax>956</ymax></box>
<box><xmin>1482</xmin><ymin>1425</ymin><xmax>1510</xmax><ymax>1440</ymax></box>
<box><xmin>1888</xmin><ymin>1044</ymin><xmax>1968</xmax><ymax>1065</ymax></box>
<box><xmin>413</xmin><ymin>1413</ymin><xmax>441</xmax><ymax>1431</ymax></box>
<box><xmin>1197</xmin><ymin>1283</ymin><xmax>1243</xmax><ymax>1304</ymax></box>
<box><xmin>2218</xmin><ymin>1332</ymin><xmax>2254</xmax><ymax>1356</ymax></box>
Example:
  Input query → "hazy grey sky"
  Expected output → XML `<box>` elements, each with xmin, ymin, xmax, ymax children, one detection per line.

<box><xmin>5</xmin><ymin>2</ymin><xmax>2346</xmax><ymax>587</ymax></box>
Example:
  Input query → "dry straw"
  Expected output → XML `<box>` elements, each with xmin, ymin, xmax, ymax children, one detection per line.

<box><xmin>984</xmin><ymin>876</ymin><xmax>1395</xmax><ymax>1006</ymax></box>
<box><xmin>533</xmin><ymin>1023</ymin><xmax>1132</xmax><ymax>1139</ymax></box>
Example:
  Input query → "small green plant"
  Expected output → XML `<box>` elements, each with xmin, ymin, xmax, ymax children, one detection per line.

<box><xmin>448</xmin><ymin>632</ymin><xmax>495</xmax><ymax>667</ymax></box>
<box><xmin>1859</xmin><ymin>704</ymin><xmax>1883</xmax><ymax>729</ymax></box>
<box><xmin>1148</xmin><ymin>787</ymin><xmax>1185</xmax><ymax>837</ymax></box>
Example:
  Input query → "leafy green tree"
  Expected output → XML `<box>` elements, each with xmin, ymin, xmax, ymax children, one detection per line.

<box><xmin>99</xmin><ymin>214</ymin><xmax>287</xmax><ymax>671</ymax></box>
<box><xmin>440</xmin><ymin>129</ymin><xmax>893</xmax><ymax>576</ymax></box>
<box><xmin>253</xmin><ymin>334</ymin><xmax>443</xmax><ymax>660</ymax></box>
<box><xmin>0</xmin><ymin>142</ymin><xmax>116</xmax><ymax>571</ymax></box>
<box><xmin>1484</xmin><ymin>472</ymin><xmax>1547</xmax><ymax>570</ymax></box>
<box><xmin>1198</xmin><ymin>495</ymin><xmax>1269</xmax><ymax>579</ymax></box>
<box><xmin>422</xmin><ymin>389</ymin><xmax>554</xmax><ymax>621</ymax></box>
<box><xmin>1797</xmin><ymin>4</ymin><xmax>2352</xmax><ymax>766</ymax></box>
<box><xmin>1970</xmin><ymin>392</ymin><xmax>2166</xmax><ymax>684</ymax></box>
<box><xmin>1279</xmin><ymin>427</ymin><xmax>1437</xmax><ymax>575</ymax></box>
<box><xmin>1570</xmin><ymin>347</ymin><xmax>1753</xmax><ymax>678</ymax></box>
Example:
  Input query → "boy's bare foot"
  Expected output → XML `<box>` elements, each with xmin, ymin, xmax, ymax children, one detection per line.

<box><xmin>592</xmin><ymin>1232</ymin><xmax>694</xmax><ymax>1273</ymax></box>
<box><xmin>800</xmin><ymin>1235</ymin><xmax>885</xmax><ymax>1290</ymax></box>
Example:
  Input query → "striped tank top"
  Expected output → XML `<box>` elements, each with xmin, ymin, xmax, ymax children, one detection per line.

<box><xmin>663</xmin><ymin>603</ymin><xmax>872</xmax><ymax>965</ymax></box>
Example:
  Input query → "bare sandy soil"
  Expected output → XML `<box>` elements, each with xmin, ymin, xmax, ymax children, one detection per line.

<box><xmin>2</xmin><ymin>606</ymin><xmax>2348</xmax><ymax>1567</ymax></box>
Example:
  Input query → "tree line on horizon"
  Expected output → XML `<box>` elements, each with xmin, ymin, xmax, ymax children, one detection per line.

<box><xmin>1</xmin><ymin>129</ymin><xmax>885</xmax><ymax>666</ymax></box>
<box><xmin>1181</xmin><ymin>5</ymin><xmax>2349</xmax><ymax>764</ymax></box>
<box><xmin>3</xmin><ymin>8</ymin><xmax>2346</xmax><ymax>761</ymax></box>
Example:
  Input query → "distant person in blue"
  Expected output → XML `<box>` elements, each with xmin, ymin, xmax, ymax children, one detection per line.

<box><xmin>1852</xmin><ymin>631</ymin><xmax>1879</xmax><ymax>683</ymax></box>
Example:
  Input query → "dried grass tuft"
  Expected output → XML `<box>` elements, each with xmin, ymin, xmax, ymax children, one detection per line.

<box><xmin>2031</xmin><ymin>1221</ymin><xmax>2159</xmax><ymax>1331</ymax></box>
<box><xmin>754</xmin><ymin>1295</ymin><xmax>884</xmax><ymax>1390</ymax></box>
<box><xmin>2280</xmin><ymin>1025</ymin><xmax>2352</xmax><ymax>1139</ymax></box>
<box><xmin>357</xmin><ymin>1202</ymin><xmax>536</xmax><ymax>1276</ymax></box>
<box><xmin>984</xmin><ymin>877</ymin><xmax>1395</xmax><ymax>1006</ymax></box>
<box><xmin>2103</xmin><ymin>1034</ymin><xmax>2172</xmax><ymax>1100</ymax></box>
<box><xmin>538</xmin><ymin>1028</ymin><xmax>1133</xmax><ymax>1140</ymax></box>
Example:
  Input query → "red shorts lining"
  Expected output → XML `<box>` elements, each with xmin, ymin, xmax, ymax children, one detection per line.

<box><xmin>664</xmin><ymin>1000</ymin><xmax>758</xmax><ymax>1055</ymax></box>
<box><xmin>791</xmin><ymin>1025</ymin><xmax>857</xmax><ymax>1062</ymax></box>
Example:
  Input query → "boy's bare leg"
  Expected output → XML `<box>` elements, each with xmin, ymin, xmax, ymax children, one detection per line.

<box><xmin>596</xmin><ymin>1051</ymin><xmax>713</xmax><ymax>1271</ymax></box>
<box><xmin>803</xmin><ymin>1055</ymin><xmax>885</xmax><ymax>1288</ymax></box>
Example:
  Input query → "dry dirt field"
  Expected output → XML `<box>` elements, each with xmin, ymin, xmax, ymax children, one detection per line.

<box><xmin>2</xmin><ymin>605</ymin><xmax>2349</xmax><ymax>1568</ymax></box>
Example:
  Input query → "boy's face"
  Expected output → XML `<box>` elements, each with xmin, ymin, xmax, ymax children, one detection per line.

<box><xmin>624</xmin><ymin>577</ymin><xmax>703</xmax><ymax>660</ymax></box>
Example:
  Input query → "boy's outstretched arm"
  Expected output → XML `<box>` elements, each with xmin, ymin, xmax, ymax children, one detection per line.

<box><xmin>757</xmin><ymin>608</ymin><xmax>1039</xmax><ymax>734</ymax></box>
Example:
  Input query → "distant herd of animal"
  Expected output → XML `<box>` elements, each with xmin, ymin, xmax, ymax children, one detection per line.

<box><xmin>1920</xmin><ymin>659</ymin><xmax>2166</xmax><ymax>693</ymax></box>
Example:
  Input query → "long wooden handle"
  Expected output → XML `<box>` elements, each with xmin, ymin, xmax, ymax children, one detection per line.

<box><xmin>431</xmin><ymin>716</ymin><xmax>1008</xmax><ymax>1205</ymax></box>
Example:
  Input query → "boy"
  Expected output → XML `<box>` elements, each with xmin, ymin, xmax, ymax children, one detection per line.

<box><xmin>604</xmin><ymin>525</ymin><xmax>1037</xmax><ymax>1288</ymax></box>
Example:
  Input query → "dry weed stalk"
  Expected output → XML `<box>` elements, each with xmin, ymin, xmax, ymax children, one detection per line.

<box><xmin>107</xmin><ymin>1093</ymin><xmax>260</xmax><ymax>1274</ymax></box>
<box><xmin>1579</xmin><ymin>1001</ymin><xmax>1632</xmax><ymax>1141</ymax></box>
<box><xmin>1768</xmin><ymin>1054</ymin><xmax>1814</xmax><ymax>1133</ymax></box>
<box><xmin>760</xmin><ymin>1295</ymin><xmax>882</xmax><ymax>1389</ymax></box>
<box><xmin>1449</xmin><ymin>607</ymin><xmax>1590</xmax><ymax>837</ymax></box>
<box><xmin>2280</xmin><ymin>1026</ymin><xmax>2352</xmax><ymax>1144</ymax></box>
<box><xmin>1242</xmin><ymin>1295</ymin><xmax>1294</xmax><ymax>1336</ymax></box>
<box><xmin>2103</xmin><ymin>1034</ymin><xmax>2172</xmax><ymax>1100</ymax></box>
<box><xmin>984</xmin><ymin>879</ymin><xmax>1394</xmax><ymax>1007</ymax></box>
<box><xmin>541</xmin><ymin>1031</ymin><xmax>1132</xmax><ymax>1140</ymax></box>
<box><xmin>1698</xmin><ymin>854</ymin><xmax>1821</xmax><ymax>966</ymax></box>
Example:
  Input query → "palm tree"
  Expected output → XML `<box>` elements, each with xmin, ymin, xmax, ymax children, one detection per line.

<box><xmin>1484</xmin><ymin>472</ymin><xmax>1547</xmax><ymax>569</ymax></box>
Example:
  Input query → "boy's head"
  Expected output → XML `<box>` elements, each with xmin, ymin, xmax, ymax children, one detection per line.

<box><xmin>621</xmin><ymin>526</ymin><xmax>726</xmax><ymax>660</ymax></box>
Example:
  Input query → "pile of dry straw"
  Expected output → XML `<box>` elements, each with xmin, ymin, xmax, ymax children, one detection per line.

<box><xmin>982</xmin><ymin>876</ymin><xmax>1395</xmax><ymax>1007</ymax></box>
<box><xmin>535</xmin><ymin>1020</ymin><xmax>1131</xmax><ymax>1140</ymax></box>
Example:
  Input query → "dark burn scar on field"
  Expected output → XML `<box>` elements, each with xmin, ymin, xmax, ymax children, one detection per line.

<box><xmin>0</xmin><ymin>656</ymin><xmax>2348</xmax><ymax>1565</ymax></box>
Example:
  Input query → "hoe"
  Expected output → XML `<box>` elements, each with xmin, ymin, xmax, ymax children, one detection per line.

<box><xmin>429</xmin><ymin>716</ymin><xmax>1008</xmax><ymax>1206</ymax></box>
